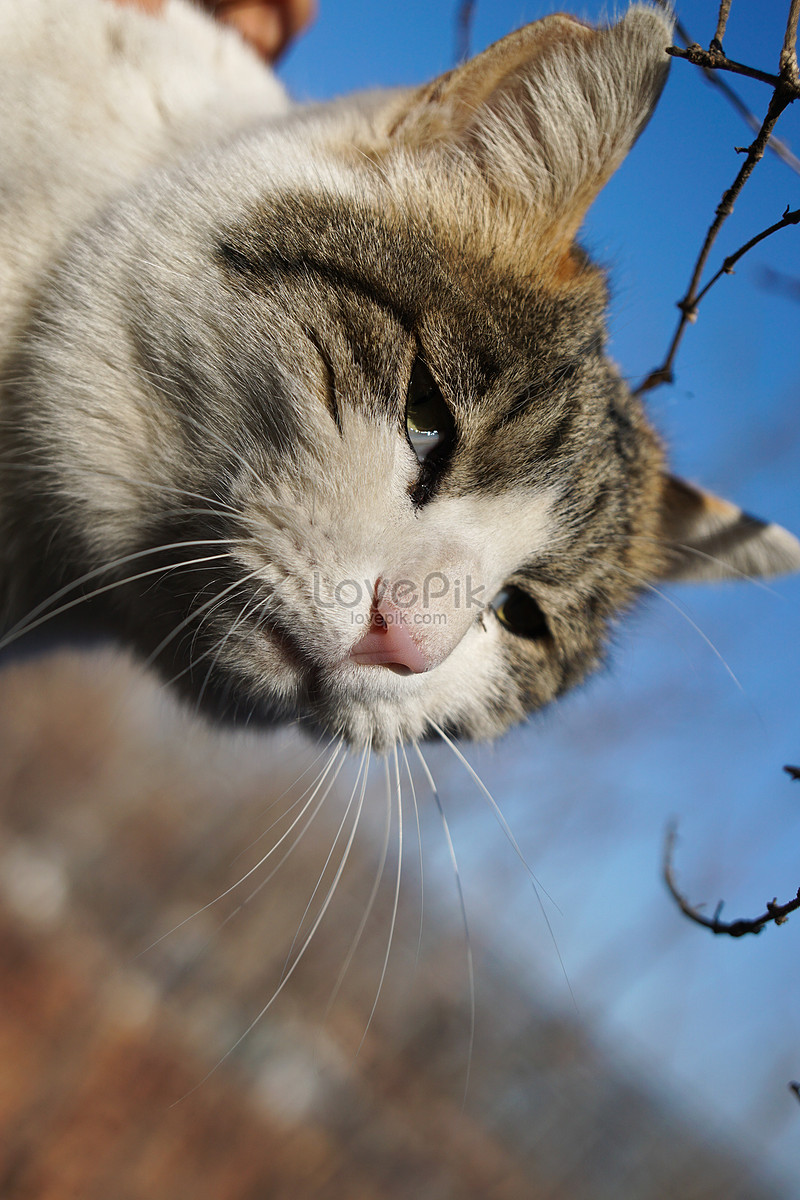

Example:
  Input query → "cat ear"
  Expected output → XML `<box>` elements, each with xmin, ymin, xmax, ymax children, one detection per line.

<box><xmin>387</xmin><ymin>6</ymin><xmax>673</xmax><ymax>243</ymax></box>
<box><xmin>657</xmin><ymin>475</ymin><xmax>800</xmax><ymax>582</ymax></box>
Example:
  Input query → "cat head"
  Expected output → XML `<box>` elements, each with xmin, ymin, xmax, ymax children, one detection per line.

<box><xmin>9</xmin><ymin>5</ymin><xmax>800</xmax><ymax>751</ymax></box>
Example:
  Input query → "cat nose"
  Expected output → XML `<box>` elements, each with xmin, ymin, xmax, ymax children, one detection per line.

<box><xmin>349</xmin><ymin>591</ymin><xmax>430</xmax><ymax>673</ymax></box>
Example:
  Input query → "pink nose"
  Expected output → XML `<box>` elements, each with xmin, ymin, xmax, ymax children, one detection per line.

<box><xmin>350</xmin><ymin>592</ymin><xmax>430</xmax><ymax>673</ymax></box>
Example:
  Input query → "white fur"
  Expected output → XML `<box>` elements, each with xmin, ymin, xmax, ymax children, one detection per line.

<box><xmin>0</xmin><ymin>0</ymin><xmax>287</xmax><ymax>352</ymax></box>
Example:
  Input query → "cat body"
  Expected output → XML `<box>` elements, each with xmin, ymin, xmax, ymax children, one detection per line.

<box><xmin>1</xmin><ymin>0</ymin><xmax>798</xmax><ymax>751</ymax></box>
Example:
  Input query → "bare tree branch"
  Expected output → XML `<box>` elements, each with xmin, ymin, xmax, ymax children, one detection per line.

<box><xmin>654</xmin><ymin>4</ymin><xmax>800</xmax><ymax>172</ymax></box>
<box><xmin>780</xmin><ymin>0</ymin><xmax>800</xmax><ymax>86</ymax></box>
<box><xmin>673</xmin><ymin>15</ymin><xmax>800</xmax><ymax>174</ymax></box>
<box><xmin>663</xmin><ymin>824</ymin><xmax>800</xmax><ymax>938</ymax></box>
<box><xmin>636</xmin><ymin>2</ymin><xmax>800</xmax><ymax>398</ymax></box>
<box><xmin>637</xmin><ymin>94</ymin><xmax>795</xmax><ymax>392</ymax></box>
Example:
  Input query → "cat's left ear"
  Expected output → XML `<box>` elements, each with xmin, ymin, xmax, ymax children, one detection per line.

<box><xmin>657</xmin><ymin>475</ymin><xmax>800</xmax><ymax>582</ymax></box>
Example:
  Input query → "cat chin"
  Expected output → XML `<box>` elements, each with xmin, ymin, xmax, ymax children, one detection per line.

<box><xmin>201</xmin><ymin>624</ymin><xmax>504</xmax><ymax>753</ymax></box>
<box><xmin>180</xmin><ymin>663</ymin><xmax>432</xmax><ymax>754</ymax></box>
<box><xmin>310</xmin><ymin>641</ymin><xmax>509</xmax><ymax>753</ymax></box>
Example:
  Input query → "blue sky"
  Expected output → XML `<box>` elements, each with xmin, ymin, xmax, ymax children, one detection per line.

<box><xmin>277</xmin><ymin>2</ymin><xmax>800</xmax><ymax>1185</ymax></box>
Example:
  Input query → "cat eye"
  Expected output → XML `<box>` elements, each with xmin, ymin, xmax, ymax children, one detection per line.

<box><xmin>491</xmin><ymin>586</ymin><xmax>550</xmax><ymax>640</ymax></box>
<box><xmin>405</xmin><ymin>359</ymin><xmax>455</xmax><ymax>464</ymax></box>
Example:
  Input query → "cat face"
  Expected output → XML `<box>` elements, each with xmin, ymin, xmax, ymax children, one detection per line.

<box><xmin>5</xmin><ymin>7</ymin><xmax>799</xmax><ymax>751</ymax></box>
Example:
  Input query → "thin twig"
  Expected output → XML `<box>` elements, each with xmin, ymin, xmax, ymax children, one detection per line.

<box><xmin>455</xmin><ymin>0</ymin><xmax>476</xmax><ymax>64</ymax></box>
<box><xmin>666</xmin><ymin>43</ymin><xmax>782</xmax><ymax>88</ymax></box>
<box><xmin>712</xmin><ymin>0</ymin><xmax>732</xmax><ymax>52</ymax></box>
<box><xmin>692</xmin><ymin>205</ymin><xmax>800</xmax><ymax>307</ymax></box>
<box><xmin>663</xmin><ymin>824</ymin><xmax>800</xmax><ymax>938</ymax></box>
<box><xmin>759</xmin><ymin>266</ymin><xmax>800</xmax><ymax>301</ymax></box>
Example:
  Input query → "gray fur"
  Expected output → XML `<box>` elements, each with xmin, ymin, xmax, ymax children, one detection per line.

<box><xmin>1</xmin><ymin>0</ymin><xmax>797</xmax><ymax>751</ymax></box>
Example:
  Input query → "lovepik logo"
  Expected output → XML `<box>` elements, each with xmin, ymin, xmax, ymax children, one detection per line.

<box><xmin>312</xmin><ymin>572</ymin><xmax>486</xmax><ymax>612</ymax></box>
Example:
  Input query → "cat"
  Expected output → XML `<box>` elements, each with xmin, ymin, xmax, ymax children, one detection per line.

<box><xmin>1</xmin><ymin>0</ymin><xmax>798</xmax><ymax>755</ymax></box>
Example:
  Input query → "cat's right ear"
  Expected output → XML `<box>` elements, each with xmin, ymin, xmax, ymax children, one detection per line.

<box><xmin>657</xmin><ymin>475</ymin><xmax>800</xmax><ymax>583</ymax></box>
<box><xmin>385</xmin><ymin>6</ymin><xmax>673</xmax><ymax>251</ymax></box>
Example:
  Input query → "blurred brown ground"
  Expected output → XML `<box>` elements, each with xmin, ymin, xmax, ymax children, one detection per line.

<box><xmin>0</xmin><ymin>651</ymin><xmax>784</xmax><ymax>1198</ymax></box>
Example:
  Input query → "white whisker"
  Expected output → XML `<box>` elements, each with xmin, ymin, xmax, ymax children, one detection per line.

<box><xmin>142</xmin><ymin>564</ymin><xmax>268</xmax><ymax>670</ymax></box>
<box><xmin>625</xmin><ymin>531</ymin><xmax>789</xmax><ymax>598</ymax></box>
<box><xmin>614</xmin><ymin>565</ymin><xmax>745</xmax><ymax>693</ymax></box>
<box><xmin>0</xmin><ymin>538</ymin><xmax>233</xmax><ymax>640</ymax></box>
<box><xmin>429</xmin><ymin>723</ymin><xmax>577</xmax><ymax>1014</ymax></box>
<box><xmin>277</xmin><ymin>748</ymin><xmax>375</xmax><ymax>986</ymax></box>
<box><xmin>139</xmin><ymin>740</ymin><xmax>345</xmax><ymax>957</ymax></box>
<box><xmin>0</xmin><ymin>547</ymin><xmax>234</xmax><ymax>653</ymax></box>
<box><xmin>399</xmin><ymin>741</ymin><xmax>425</xmax><ymax>969</ymax></box>
<box><xmin>324</xmin><ymin>750</ymin><xmax>393</xmax><ymax>1019</ymax></box>
<box><xmin>429</xmin><ymin>723</ymin><xmax>557</xmax><ymax>907</ymax></box>
<box><xmin>0</xmin><ymin>456</ymin><xmax>246</xmax><ymax>522</ymax></box>
<box><xmin>227</xmin><ymin>744</ymin><xmax>347</xmax><ymax>918</ymax></box>
<box><xmin>192</xmin><ymin>591</ymin><xmax>268</xmax><ymax>710</ymax></box>
<box><xmin>171</xmin><ymin>742</ymin><xmax>372</xmax><ymax>1102</ymax></box>
<box><xmin>157</xmin><ymin>582</ymin><xmax>255</xmax><ymax>693</ymax></box>
<box><xmin>230</xmin><ymin>740</ymin><xmax>341</xmax><ymax>863</ymax></box>
<box><xmin>413</xmin><ymin>741</ymin><xmax>474</xmax><ymax>1105</ymax></box>
<box><xmin>356</xmin><ymin>749</ymin><xmax>404</xmax><ymax>1056</ymax></box>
